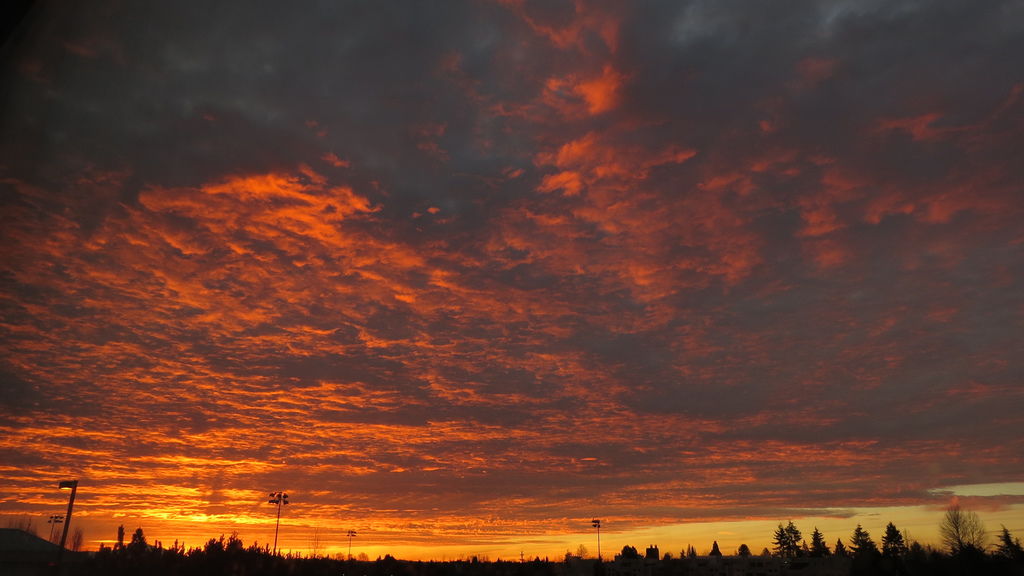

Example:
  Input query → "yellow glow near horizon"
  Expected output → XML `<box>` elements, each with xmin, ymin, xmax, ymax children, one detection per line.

<box><xmin>23</xmin><ymin>500</ymin><xmax>1021</xmax><ymax>561</ymax></box>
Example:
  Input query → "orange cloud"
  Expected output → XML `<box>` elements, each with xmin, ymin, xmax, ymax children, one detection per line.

<box><xmin>541</xmin><ymin>65</ymin><xmax>627</xmax><ymax>117</ymax></box>
<box><xmin>537</xmin><ymin>170</ymin><xmax>584</xmax><ymax>196</ymax></box>
<box><xmin>321</xmin><ymin>152</ymin><xmax>350</xmax><ymax>168</ymax></box>
<box><xmin>874</xmin><ymin>112</ymin><xmax>948</xmax><ymax>141</ymax></box>
<box><xmin>803</xmin><ymin>237</ymin><xmax>851</xmax><ymax>269</ymax></box>
<box><xmin>498</xmin><ymin>0</ymin><xmax>619</xmax><ymax>54</ymax></box>
<box><xmin>574</xmin><ymin>65</ymin><xmax>625</xmax><ymax>115</ymax></box>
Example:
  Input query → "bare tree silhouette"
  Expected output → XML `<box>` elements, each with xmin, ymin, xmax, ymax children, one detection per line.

<box><xmin>939</xmin><ymin>505</ymin><xmax>987</xmax><ymax>555</ymax></box>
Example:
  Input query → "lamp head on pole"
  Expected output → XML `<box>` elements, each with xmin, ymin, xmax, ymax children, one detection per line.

<box><xmin>59</xmin><ymin>480</ymin><xmax>78</xmax><ymax>490</ymax></box>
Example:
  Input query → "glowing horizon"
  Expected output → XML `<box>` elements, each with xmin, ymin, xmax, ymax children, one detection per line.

<box><xmin>1</xmin><ymin>0</ymin><xmax>1022</xmax><ymax>561</ymax></box>
<box><xmin>16</xmin><ymin>491</ymin><xmax>1023</xmax><ymax>561</ymax></box>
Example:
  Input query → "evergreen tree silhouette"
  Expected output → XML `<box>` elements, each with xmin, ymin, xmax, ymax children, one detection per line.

<box><xmin>881</xmin><ymin>522</ymin><xmax>907</xmax><ymax>558</ymax></box>
<box><xmin>772</xmin><ymin>521</ymin><xmax>801</xmax><ymax>558</ymax></box>
<box><xmin>996</xmin><ymin>525</ymin><xmax>1023</xmax><ymax>560</ymax></box>
<box><xmin>809</xmin><ymin>527</ymin><xmax>830</xmax><ymax>557</ymax></box>
<box><xmin>850</xmin><ymin>524</ymin><xmax>878</xmax><ymax>556</ymax></box>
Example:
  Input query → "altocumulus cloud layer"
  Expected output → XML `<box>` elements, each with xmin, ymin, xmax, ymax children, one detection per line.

<box><xmin>1</xmin><ymin>0</ymin><xmax>1023</xmax><ymax>552</ymax></box>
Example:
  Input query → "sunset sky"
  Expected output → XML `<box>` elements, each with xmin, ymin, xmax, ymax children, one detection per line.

<box><xmin>2</xmin><ymin>0</ymin><xmax>1023</xmax><ymax>561</ymax></box>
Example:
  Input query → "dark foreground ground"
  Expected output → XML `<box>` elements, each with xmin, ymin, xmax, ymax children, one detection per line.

<box><xmin>7</xmin><ymin>552</ymin><xmax>1024</xmax><ymax>576</ymax></box>
<box><xmin>2</xmin><ymin>529</ymin><xmax>1022</xmax><ymax>576</ymax></box>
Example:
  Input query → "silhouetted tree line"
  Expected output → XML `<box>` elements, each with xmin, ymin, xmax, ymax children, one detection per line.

<box><xmin>56</xmin><ymin>505</ymin><xmax>1024</xmax><ymax>576</ymax></box>
<box><xmin>66</xmin><ymin>527</ymin><xmax>558</xmax><ymax>576</ymax></box>
<box><xmin>750</xmin><ymin>506</ymin><xmax>1024</xmax><ymax>576</ymax></box>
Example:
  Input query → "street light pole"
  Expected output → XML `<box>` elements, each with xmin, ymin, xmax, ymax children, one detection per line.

<box><xmin>347</xmin><ymin>530</ymin><xmax>356</xmax><ymax>560</ymax></box>
<box><xmin>58</xmin><ymin>480</ymin><xmax>78</xmax><ymax>551</ymax></box>
<box><xmin>592</xmin><ymin>519</ymin><xmax>602</xmax><ymax>561</ymax></box>
<box><xmin>268</xmin><ymin>491</ymin><xmax>289</xmax><ymax>555</ymax></box>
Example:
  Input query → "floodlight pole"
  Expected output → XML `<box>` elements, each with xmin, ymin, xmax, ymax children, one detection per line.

<box><xmin>48</xmin><ymin>515</ymin><xmax>64</xmax><ymax>543</ymax></box>
<box><xmin>268</xmin><ymin>491</ymin><xmax>289</xmax><ymax>555</ymax></box>
<box><xmin>592</xmin><ymin>519</ymin><xmax>602</xmax><ymax>561</ymax></box>
<box><xmin>347</xmin><ymin>529</ymin><xmax>356</xmax><ymax>559</ymax></box>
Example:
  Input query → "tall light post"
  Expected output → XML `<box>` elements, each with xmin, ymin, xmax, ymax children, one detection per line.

<box><xmin>592</xmin><ymin>519</ymin><xmax>602</xmax><ymax>561</ymax></box>
<box><xmin>347</xmin><ymin>529</ymin><xmax>356</xmax><ymax>560</ymax></box>
<box><xmin>268</xmin><ymin>491</ymin><xmax>289</xmax><ymax>555</ymax></box>
<box><xmin>58</xmin><ymin>480</ymin><xmax>78</xmax><ymax>551</ymax></box>
<box><xmin>56</xmin><ymin>480</ymin><xmax>78</xmax><ymax>566</ymax></box>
